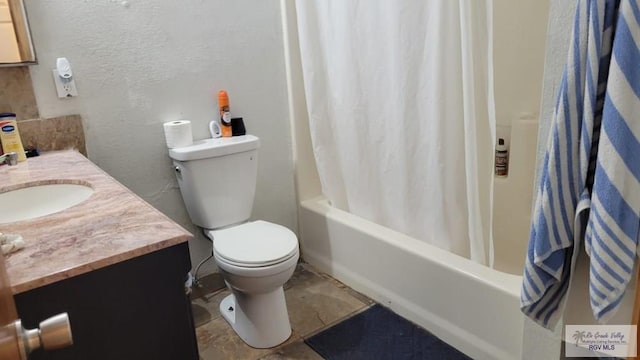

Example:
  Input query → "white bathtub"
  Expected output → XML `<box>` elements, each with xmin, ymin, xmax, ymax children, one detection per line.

<box><xmin>299</xmin><ymin>197</ymin><xmax>525</xmax><ymax>360</ymax></box>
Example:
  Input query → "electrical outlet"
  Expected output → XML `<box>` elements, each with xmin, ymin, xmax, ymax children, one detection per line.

<box><xmin>52</xmin><ymin>69</ymin><xmax>79</xmax><ymax>98</ymax></box>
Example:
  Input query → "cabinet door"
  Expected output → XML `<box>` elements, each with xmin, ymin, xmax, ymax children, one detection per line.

<box><xmin>0</xmin><ymin>252</ymin><xmax>73</xmax><ymax>360</ymax></box>
<box><xmin>0</xmin><ymin>252</ymin><xmax>22</xmax><ymax>359</ymax></box>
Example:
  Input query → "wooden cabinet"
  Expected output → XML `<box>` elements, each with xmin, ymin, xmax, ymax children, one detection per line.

<box><xmin>14</xmin><ymin>243</ymin><xmax>198</xmax><ymax>360</ymax></box>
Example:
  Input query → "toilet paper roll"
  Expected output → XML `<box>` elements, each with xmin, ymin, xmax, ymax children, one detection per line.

<box><xmin>163</xmin><ymin>120</ymin><xmax>193</xmax><ymax>148</ymax></box>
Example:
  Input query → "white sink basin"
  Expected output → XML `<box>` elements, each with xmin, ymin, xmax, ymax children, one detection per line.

<box><xmin>0</xmin><ymin>183</ymin><xmax>94</xmax><ymax>224</ymax></box>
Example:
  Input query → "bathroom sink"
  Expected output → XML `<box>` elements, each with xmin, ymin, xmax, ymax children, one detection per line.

<box><xmin>0</xmin><ymin>183</ymin><xmax>94</xmax><ymax>224</ymax></box>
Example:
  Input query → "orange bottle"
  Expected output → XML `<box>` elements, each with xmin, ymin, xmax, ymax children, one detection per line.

<box><xmin>218</xmin><ymin>90</ymin><xmax>232</xmax><ymax>137</ymax></box>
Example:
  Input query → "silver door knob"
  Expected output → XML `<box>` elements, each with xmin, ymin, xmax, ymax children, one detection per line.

<box><xmin>15</xmin><ymin>312</ymin><xmax>73</xmax><ymax>358</ymax></box>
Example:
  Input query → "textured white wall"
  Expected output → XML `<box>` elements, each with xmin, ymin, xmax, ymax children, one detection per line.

<box><xmin>23</xmin><ymin>0</ymin><xmax>297</xmax><ymax>275</ymax></box>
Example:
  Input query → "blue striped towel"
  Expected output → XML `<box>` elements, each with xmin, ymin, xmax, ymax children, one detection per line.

<box><xmin>584</xmin><ymin>0</ymin><xmax>640</xmax><ymax>322</ymax></box>
<box><xmin>521</xmin><ymin>0</ymin><xmax>618</xmax><ymax>329</ymax></box>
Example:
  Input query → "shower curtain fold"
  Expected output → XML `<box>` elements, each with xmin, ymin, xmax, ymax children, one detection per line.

<box><xmin>295</xmin><ymin>0</ymin><xmax>495</xmax><ymax>263</ymax></box>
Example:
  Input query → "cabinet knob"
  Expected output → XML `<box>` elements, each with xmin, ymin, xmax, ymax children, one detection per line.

<box><xmin>15</xmin><ymin>312</ymin><xmax>73</xmax><ymax>358</ymax></box>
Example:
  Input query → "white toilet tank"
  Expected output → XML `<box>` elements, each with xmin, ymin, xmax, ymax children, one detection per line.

<box><xmin>169</xmin><ymin>135</ymin><xmax>260</xmax><ymax>229</ymax></box>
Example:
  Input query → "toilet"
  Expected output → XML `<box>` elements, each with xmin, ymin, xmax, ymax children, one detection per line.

<box><xmin>169</xmin><ymin>135</ymin><xmax>299</xmax><ymax>348</ymax></box>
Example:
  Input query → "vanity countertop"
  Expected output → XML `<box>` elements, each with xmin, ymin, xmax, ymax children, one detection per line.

<box><xmin>0</xmin><ymin>150</ymin><xmax>192</xmax><ymax>294</ymax></box>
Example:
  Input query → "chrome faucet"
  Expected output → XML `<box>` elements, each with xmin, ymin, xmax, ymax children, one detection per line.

<box><xmin>0</xmin><ymin>152</ymin><xmax>18</xmax><ymax>166</ymax></box>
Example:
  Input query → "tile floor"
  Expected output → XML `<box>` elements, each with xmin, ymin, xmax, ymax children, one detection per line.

<box><xmin>191</xmin><ymin>262</ymin><xmax>375</xmax><ymax>360</ymax></box>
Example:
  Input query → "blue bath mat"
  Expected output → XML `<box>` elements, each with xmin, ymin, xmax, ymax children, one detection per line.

<box><xmin>305</xmin><ymin>305</ymin><xmax>470</xmax><ymax>360</ymax></box>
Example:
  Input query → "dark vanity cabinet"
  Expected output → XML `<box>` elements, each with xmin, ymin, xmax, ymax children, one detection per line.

<box><xmin>14</xmin><ymin>243</ymin><xmax>199</xmax><ymax>360</ymax></box>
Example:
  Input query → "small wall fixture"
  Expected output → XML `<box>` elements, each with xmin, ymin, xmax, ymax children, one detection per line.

<box><xmin>52</xmin><ymin>57</ymin><xmax>78</xmax><ymax>98</ymax></box>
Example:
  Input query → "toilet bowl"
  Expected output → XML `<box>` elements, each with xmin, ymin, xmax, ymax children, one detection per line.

<box><xmin>206</xmin><ymin>220</ymin><xmax>299</xmax><ymax>348</ymax></box>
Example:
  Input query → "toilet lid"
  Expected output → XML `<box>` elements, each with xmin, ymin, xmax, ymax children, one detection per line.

<box><xmin>212</xmin><ymin>221</ymin><xmax>298</xmax><ymax>267</ymax></box>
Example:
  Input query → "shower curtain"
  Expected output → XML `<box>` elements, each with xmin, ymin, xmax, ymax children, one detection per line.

<box><xmin>296</xmin><ymin>1</ymin><xmax>495</xmax><ymax>263</ymax></box>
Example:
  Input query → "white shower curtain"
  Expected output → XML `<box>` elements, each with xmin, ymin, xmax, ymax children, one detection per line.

<box><xmin>296</xmin><ymin>1</ymin><xmax>495</xmax><ymax>263</ymax></box>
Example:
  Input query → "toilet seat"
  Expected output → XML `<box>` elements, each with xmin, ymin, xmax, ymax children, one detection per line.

<box><xmin>209</xmin><ymin>220</ymin><xmax>298</xmax><ymax>268</ymax></box>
